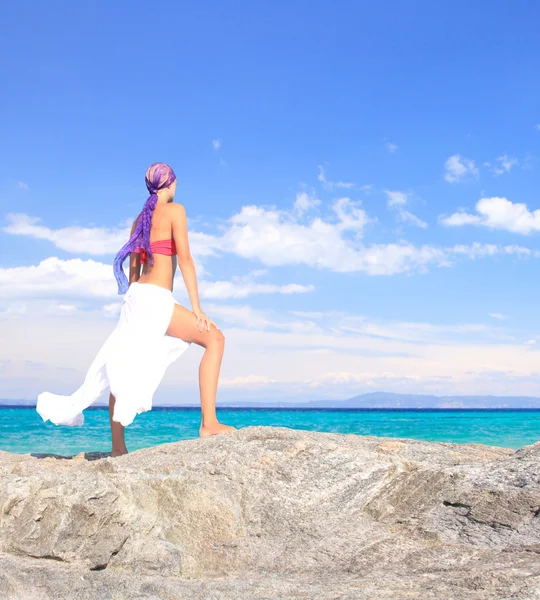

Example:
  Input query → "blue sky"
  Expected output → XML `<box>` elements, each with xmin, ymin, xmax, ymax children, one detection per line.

<box><xmin>2</xmin><ymin>1</ymin><xmax>540</xmax><ymax>403</ymax></box>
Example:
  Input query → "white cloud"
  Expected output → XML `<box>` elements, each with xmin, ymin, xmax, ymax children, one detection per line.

<box><xmin>305</xmin><ymin>370</ymin><xmax>420</xmax><ymax>388</ymax></box>
<box><xmin>337</xmin><ymin>317</ymin><xmax>516</xmax><ymax>343</ymax></box>
<box><xmin>16</xmin><ymin>181</ymin><xmax>29</xmax><ymax>190</ymax></box>
<box><xmin>385</xmin><ymin>190</ymin><xmax>408</xmax><ymax>206</ymax></box>
<box><xmin>0</xmin><ymin>257</ymin><xmax>315</xmax><ymax>304</ymax></box>
<box><xmin>444</xmin><ymin>154</ymin><xmax>479</xmax><ymax>183</ymax></box>
<box><xmin>58</xmin><ymin>304</ymin><xmax>77</xmax><ymax>312</ymax></box>
<box><xmin>450</xmin><ymin>242</ymin><xmax>536</xmax><ymax>259</ymax></box>
<box><xmin>439</xmin><ymin>211</ymin><xmax>482</xmax><ymax>227</ymax></box>
<box><xmin>3</xmin><ymin>214</ymin><xmax>130</xmax><ymax>255</ymax></box>
<box><xmin>0</xmin><ymin>257</ymin><xmax>116</xmax><ymax>299</ymax></box>
<box><xmin>385</xmin><ymin>190</ymin><xmax>427</xmax><ymax>228</ymax></box>
<box><xmin>218</xmin><ymin>205</ymin><xmax>536</xmax><ymax>272</ymax></box>
<box><xmin>496</xmin><ymin>155</ymin><xmax>518</xmax><ymax>174</ymax></box>
<box><xmin>385</xmin><ymin>142</ymin><xmax>398</xmax><ymax>153</ymax></box>
<box><xmin>0</xmin><ymin>304</ymin><xmax>27</xmax><ymax>319</ymax></box>
<box><xmin>535</xmin><ymin>125</ymin><xmax>540</xmax><ymax>131</ymax></box>
<box><xmin>199</xmin><ymin>279</ymin><xmax>314</xmax><ymax>299</ymax></box>
<box><xmin>212</xmin><ymin>139</ymin><xmax>221</xmax><ymax>150</ymax></box>
<box><xmin>317</xmin><ymin>165</ymin><xmax>355</xmax><ymax>190</ymax></box>
<box><xmin>489</xmin><ymin>313</ymin><xmax>507</xmax><ymax>320</ymax></box>
<box><xmin>217</xmin><ymin>203</ymin><xmax>448</xmax><ymax>274</ymax></box>
<box><xmin>204</xmin><ymin>303</ymin><xmax>319</xmax><ymax>333</ymax></box>
<box><xmin>293</xmin><ymin>191</ymin><xmax>320</xmax><ymax>216</ymax></box>
<box><xmin>102</xmin><ymin>303</ymin><xmax>121</xmax><ymax>318</ymax></box>
<box><xmin>219</xmin><ymin>374</ymin><xmax>278</xmax><ymax>387</ymax></box>
<box><xmin>440</xmin><ymin>197</ymin><xmax>540</xmax><ymax>235</ymax></box>
<box><xmin>398</xmin><ymin>210</ymin><xmax>428</xmax><ymax>229</ymax></box>
<box><xmin>484</xmin><ymin>155</ymin><xmax>518</xmax><ymax>176</ymax></box>
<box><xmin>331</xmin><ymin>197</ymin><xmax>370</xmax><ymax>232</ymax></box>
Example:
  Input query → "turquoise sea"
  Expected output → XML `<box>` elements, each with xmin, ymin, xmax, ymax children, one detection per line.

<box><xmin>1</xmin><ymin>406</ymin><xmax>539</xmax><ymax>455</ymax></box>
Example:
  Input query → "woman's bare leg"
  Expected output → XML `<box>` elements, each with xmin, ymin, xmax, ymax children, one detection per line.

<box><xmin>166</xmin><ymin>303</ymin><xmax>235</xmax><ymax>437</ymax></box>
<box><xmin>109</xmin><ymin>393</ymin><xmax>128</xmax><ymax>456</ymax></box>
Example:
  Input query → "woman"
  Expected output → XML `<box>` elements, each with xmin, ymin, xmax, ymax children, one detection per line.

<box><xmin>37</xmin><ymin>162</ymin><xmax>235</xmax><ymax>455</ymax></box>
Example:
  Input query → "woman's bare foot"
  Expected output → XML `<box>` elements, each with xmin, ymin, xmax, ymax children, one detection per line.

<box><xmin>199</xmin><ymin>422</ymin><xmax>237</xmax><ymax>438</ymax></box>
<box><xmin>111</xmin><ymin>446</ymin><xmax>128</xmax><ymax>457</ymax></box>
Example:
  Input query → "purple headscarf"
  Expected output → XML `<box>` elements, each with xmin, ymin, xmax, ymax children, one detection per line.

<box><xmin>113</xmin><ymin>162</ymin><xmax>176</xmax><ymax>294</ymax></box>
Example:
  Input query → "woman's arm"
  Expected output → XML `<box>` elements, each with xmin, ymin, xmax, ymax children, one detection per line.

<box><xmin>128</xmin><ymin>219</ymin><xmax>141</xmax><ymax>286</ymax></box>
<box><xmin>171</xmin><ymin>203</ymin><xmax>201</xmax><ymax>312</ymax></box>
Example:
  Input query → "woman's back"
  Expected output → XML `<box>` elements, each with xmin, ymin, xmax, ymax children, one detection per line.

<box><xmin>136</xmin><ymin>202</ymin><xmax>179</xmax><ymax>291</ymax></box>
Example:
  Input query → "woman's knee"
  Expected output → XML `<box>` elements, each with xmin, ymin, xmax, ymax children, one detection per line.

<box><xmin>197</xmin><ymin>327</ymin><xmax>223</xmax><ymax>353</ymax></box>
<box><xmin>203</xmin><ymin>326</ymin><xmax>224</xmax><ymax>349</ymax></box>
<box><xmin>212</xmin><ymin>327</ymin><xmax>225</xmax><ymax>347</ymax></box>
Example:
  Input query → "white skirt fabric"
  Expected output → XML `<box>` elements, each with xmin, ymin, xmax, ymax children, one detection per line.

<box><xmin>36</xmin><ymin>282</ymin><xmax>191</xmax><ymax>427</ymax></box>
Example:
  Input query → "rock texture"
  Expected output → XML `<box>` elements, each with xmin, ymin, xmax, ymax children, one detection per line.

<box><xmin>0</xmin><ymin>426</ymin><xmax>539</xmax><ymax>599</ymax></box>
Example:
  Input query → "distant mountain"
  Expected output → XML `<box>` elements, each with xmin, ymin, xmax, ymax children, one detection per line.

<box><xmin>298</xmin><ymin>392</ymin><xmax>540</xmax><ymax>409</ymax></box>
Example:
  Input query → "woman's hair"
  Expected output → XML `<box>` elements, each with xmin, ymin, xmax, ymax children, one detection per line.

<box><xmin>113</xmin><ymin>162</ymin><xmax>177</xmax><ymax>294</ymax></box>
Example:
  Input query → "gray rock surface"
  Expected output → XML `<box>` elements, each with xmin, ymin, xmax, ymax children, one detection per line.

<box><xmin>0</xmin><ymin>426</ymin><xmax>539</xmax><ymax>599</ymax></box>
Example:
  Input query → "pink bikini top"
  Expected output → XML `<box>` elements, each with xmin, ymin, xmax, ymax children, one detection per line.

<box><xmin>134</xmin><ymin>239</ymin><xmax>177</xmax><ymax>264</ymax></box>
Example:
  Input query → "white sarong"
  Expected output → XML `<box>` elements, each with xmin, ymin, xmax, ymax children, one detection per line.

<box><xmin>36</xmin><ymin>282</ymin><xmax>191</xmax><ymax>427</ymax></box>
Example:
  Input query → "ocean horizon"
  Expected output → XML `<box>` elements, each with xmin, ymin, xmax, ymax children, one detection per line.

<box><xmin>1</xmin><ymin>405</ymin><xmax>539</xmax><ymax>455</ymax></box>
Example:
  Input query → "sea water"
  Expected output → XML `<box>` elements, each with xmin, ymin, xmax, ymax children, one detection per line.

<box><xmin>1</xmin><ymin>406</ymin><xmax>539</xmax><ymax>455</ymax></box>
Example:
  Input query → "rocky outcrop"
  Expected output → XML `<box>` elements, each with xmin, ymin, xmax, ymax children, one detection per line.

<box><xmin>0</xmin><ymin>426</ymin><xmax>539</xmax><ymax>599</ymax></box>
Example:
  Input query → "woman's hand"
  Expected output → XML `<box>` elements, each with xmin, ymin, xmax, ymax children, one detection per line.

<box><xmin>193</xmin><ymin>309</ymin><xmax>219</xmax><ymax>332</ymax></box>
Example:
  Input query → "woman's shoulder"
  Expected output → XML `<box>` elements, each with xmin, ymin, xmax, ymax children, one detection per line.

<box><xmin>165</xmin><ymin>202</ymin><xmax>187</xmax><ymax>218</ymax></box>
<box><xmin>167</xmin><ymin>201</ymin><xmax>185</xmax><ymax>211</ymax></box>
